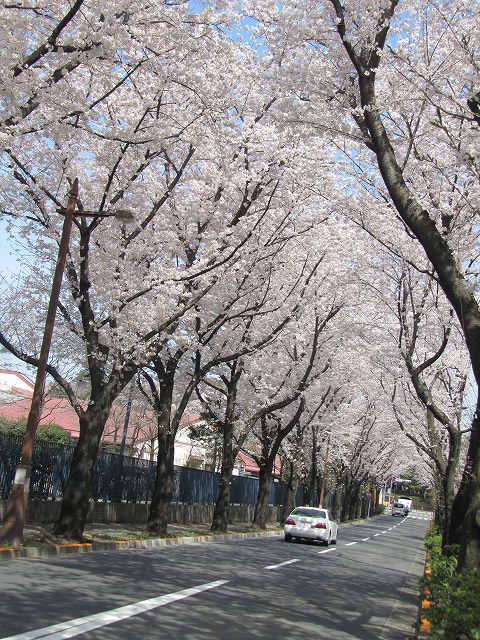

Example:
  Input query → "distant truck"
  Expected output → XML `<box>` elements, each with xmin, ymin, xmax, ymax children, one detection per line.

<box><xmin>396</xmin><ymin>497</ymin><xmax>413</xmax><ymax>514</ymax></box>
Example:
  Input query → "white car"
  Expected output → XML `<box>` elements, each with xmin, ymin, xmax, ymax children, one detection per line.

<box><xmin>284</xmin><ymin>507</ymin><xmax>338</xmax><ymax>545</ymax></box>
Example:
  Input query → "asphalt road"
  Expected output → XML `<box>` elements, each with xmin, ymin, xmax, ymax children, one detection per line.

<box><xmin>0</xmin><ymin>513</ymin><xmax>430</xmax><ymax>640</ymax></box>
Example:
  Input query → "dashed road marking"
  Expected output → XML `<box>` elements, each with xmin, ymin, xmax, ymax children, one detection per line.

<box><xmin>265</xmin><ymin>559</ymin><xmax>301</xmax><ymax>569</ymax></box>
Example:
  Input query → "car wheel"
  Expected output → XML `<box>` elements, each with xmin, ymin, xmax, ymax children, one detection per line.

<box><xmin>285</xmin><ymin>533</ymin><xmax>292</xmax><ymax>542</ymax></box>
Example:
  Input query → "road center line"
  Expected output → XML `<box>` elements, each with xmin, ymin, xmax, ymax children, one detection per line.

<box><xmin>265</xmin><ymin>559</ymin><xmax>301</xmax><ymax>569</ymax></box>
<box><xmin>318</xmin><ymin>548</ymin><xmax>337</xmax><ymax>554</ymax></box>
<box><xmin>344</xmin><ymin>542</ymin><xmax>357</xmax><ymax>546</ymax></box>
<box><xmin>361</xmin><ymin>537</ymin><xmax>370</xmax><ymax>541</ymax></box>
<box><xmin>374</xmin><ymin>533</ymin><xmax>381</xmax><ymax>537</ymax></box>
<box><xmin>0</xmin><ymin>580</ymin><xmax>229</xmax><ymax>640</ymax></box>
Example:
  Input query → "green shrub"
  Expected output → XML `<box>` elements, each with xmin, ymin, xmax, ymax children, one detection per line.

<box><xmin>0</xmin><ymin>416</ymin><xmax>28</xmax><ymax>437</ymax></box>
<box><xmin>0</xmin><ymin>417</ymin><xmax>73</xmax><ymax>444</ymax></box>
<box><xmin>422</xmin><ymin>526</ymin><xmax>480</xmax><ymax>639</ymax></box>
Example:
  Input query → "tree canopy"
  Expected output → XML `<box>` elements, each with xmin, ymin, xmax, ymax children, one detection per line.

<box><xmin>1</xmin><ymin>0</ymin><xmax>479</xmax><ymax>570</ymax></box>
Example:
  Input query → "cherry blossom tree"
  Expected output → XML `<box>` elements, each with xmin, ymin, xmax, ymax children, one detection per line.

<box><xmin>244</xmin><ymin>0</ymin><xmax>480</xmax><ymax>571</ymax></box>
<box><xmin>136</xmin><ymin>244</ymin><xmax>308</xmax><ymax>537</ymax></box>
<box><xmin>195</xmin><ymin>259</ymin><xmax>333</xmax><ymax>532</ymax></box>
<box><xmin>389</xmin><ymin>262</ymin><xmax>470</xmax><ymax>545</ymax></box>
<box><xmin>279</xmin><ymin>383</ymin><xmax>342</xmax><ymax>521</ymax></box>
<box><xmin>245</xmin><ymin>307</ymin><xmax>342</xmax><ymax>529</ymax></box>
<box><xmin>1</xmin><ymin>0</ymin><xmax>292</xmax><ymax>540</ymax></box>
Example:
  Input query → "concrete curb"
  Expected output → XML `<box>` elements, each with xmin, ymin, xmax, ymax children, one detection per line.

<box><xmin>0</xmin><ymin>529</ymin><xmax>283</xmax><ymax>560</ymax></box>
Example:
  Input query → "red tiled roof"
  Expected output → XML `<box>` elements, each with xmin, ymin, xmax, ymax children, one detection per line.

<box><xmin>237</xmin><ymin>451</ymin><xmax>282</xmax><ymax>477</ymax></box>
<box><xmin>178</xmin><ymin>413</ymin><xmax>204</xmax><ymax>428</ymax></box>
<box><xmin>0</xmin><ymin>396</ymin><xmax>81</xmax><ymax>438</ymax></box>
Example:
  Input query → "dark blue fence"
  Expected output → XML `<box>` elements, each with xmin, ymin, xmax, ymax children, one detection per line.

<box><xmin>0</xmin><ymin>435</ymin><xmax>303</xmax><ymax>506</ymax></box>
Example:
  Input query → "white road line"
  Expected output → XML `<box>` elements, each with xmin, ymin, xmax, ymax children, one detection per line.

<box><xmin>318</xmin><ymin>548</ymin><xmax>337</xmax><ymax>554</ymax></box>
<box><xmin>0</xmin><ymin>580</ymin><xmax>229</xmax><ymax>640</ymax></box>
<box><xmin>374</xmin><ymin>533</ymin><xmax>381</xmax><ymax>537</ymax></box>
<box><xmin>361</xmin><ymin>537</ymin><xmax>370</xmax><ymax>541</ymax></box>
<box><xmin>265</xmin><ymin>558</ymin><xmax>301</xmax><ymax>569</ymax></box>
<box><xmin>344</xmin><ymin>542</ymin><xmax>357</xmax><ymax>546</ymax></box>
<box><xmin>381</xmin><ymin>530</ymin><xmax>388</xmax><ymax>534</ymax></box>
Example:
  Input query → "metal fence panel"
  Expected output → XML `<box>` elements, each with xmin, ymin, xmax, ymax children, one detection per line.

<box><xmin>0</xmin><ymin>435</ymin><xmax>308</xmax><ymax>507</ymax></box>
<box><xmin>230</xmin><ymin>475</ymin><xmax>259</xmax><ymax>504</ymax></box>
<box><xmin>0</xmin><ymin>435</ymin><xmax>21</xmax><ymax>498</ymax></box>
<box><xmin>173</xmin><ymin>467</ymin><xmax>220</xmax><ymax>504</ymax></box>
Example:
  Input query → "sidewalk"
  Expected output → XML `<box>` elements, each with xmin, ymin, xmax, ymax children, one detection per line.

<box><xmin>0</xmin><ymin>520</ymin><xmax>283</xmax><ymax>559</ymax></box>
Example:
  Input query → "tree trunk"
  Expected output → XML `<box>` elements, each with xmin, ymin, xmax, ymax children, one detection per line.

<box><xmin>211</xmin><ymin>411</ymin><xmax>237</xmax><ymax>532</ymax></box>
<box><xmin>280</xmin><ymin>460</ymin><xmax>299</xmax><ymax>523</ymax></box>
<box><xmin>146</xmin><ymin>430</ymin><xmax>175</xmax><ymax>536</ymax></box>
<box><xmin>251</xmin><ymin>458</ymin><xmax>274</xmax><ymax>529</ymax></box>
<box><xmin>441</xmin><ymin>429</ymin><xmax>462</xmax><ymax>549</ymax></box>
<box><xmin>145</xmin><ymin>361</ymin><xmax>178</xmax><ymax>537</ymax></box>
<box><xmin>340</xmin><ymin>478</ymin><xmax>351</xmax><ymax>522</ymax></box>
<box><xmin>350</xmin><ymin>483</ymin><xmax>362</xmax><ymax>520</ymax></box>
<box><xmin>53</xmin><ymin>402</ymin><xmax>111</xmax><ymax>540</ymax></box>
<box><xmin>451</xmin><ymin>412</ymin><xmax>480</xmax><ymax>570</ymax></box>
<box><xmin>211</xmin><ymin>458</ymin><xmax>234</xmax><ymax>533</ymax></box>
<box><xmin>305</xmin><ymin>428</ymin><xmax>318</xmax><ymax>505</ymax></box>
<box><xmin>210</xmin><ymin>363</ymin><xmax>242</xmax><ymax>533</ymax></box>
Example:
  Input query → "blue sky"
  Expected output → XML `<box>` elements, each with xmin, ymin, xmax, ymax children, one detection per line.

<box><xmin>0</xmin><ymin>219</ymin><xmax>21</xmax><ymax>280</ymax></box>
<box><xmin>0</xmin><ymin>219</ymin><xmax>34</xmax><ymax>376</ymax></box>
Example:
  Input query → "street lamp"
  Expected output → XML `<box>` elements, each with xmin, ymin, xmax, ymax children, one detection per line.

<box><xmin>0</xmin><ymin>179</ymin><xmax>133</xmax><ymax>546</ymax></box>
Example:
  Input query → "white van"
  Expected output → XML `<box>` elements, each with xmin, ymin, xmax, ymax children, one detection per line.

<box><xmin>392</xmin><ymin>502</ymin><xmax>407</xmax><ymax>516</ymax></box>
<box><xmin>397</xmin><ymin>497</ymin><xmax>412</xmax><ymax>514</ymax></box>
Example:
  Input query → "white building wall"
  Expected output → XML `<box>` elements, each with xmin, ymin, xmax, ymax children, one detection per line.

<box><xmin>0</xmin><ymin>370</ymin><xmax>34</xmax><ymax>393</ymax></box>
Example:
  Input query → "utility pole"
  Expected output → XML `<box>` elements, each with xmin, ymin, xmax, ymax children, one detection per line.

<box><xmin>319</xmin><ymin>432</ymin><xmax>330</xmax><ymax>508</ymax></box>
<box><xmin>0</xmin><ymin>180</ymin><xmax>79</xmax><ymax>547</ymax></box>
<box><xmin>0</xmin><ymin>181</ymin><xmax>135</xmax><ymax>546</ymax></box>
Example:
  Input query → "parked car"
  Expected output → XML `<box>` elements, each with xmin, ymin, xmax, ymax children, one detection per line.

<box><xmin>284</xmin><ymin>507</ymin><xmax>338</xmax><ymax>545</ymax></box>
<box><xmin>391</xmin><ymin>502</ymin><xmax>407</xmax><ymax>517</ymax></box>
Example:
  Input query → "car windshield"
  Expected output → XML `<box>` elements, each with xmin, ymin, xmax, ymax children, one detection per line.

<box><xmin>291</xmin><ymin>508</ymin><xmax>327</xmax><ymax>519</ymax></box>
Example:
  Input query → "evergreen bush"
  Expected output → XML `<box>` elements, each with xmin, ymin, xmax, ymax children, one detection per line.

<box><xmin>422</xmin><ymin>526</ymin><xmax>480</xmax><ymax>639</ymax></box>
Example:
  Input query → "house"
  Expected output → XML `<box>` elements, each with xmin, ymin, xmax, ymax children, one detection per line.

<box><xmin>0</xmin><ymin>371</ymin><xmax>220</xmax><ymax>470</ymax></box>
<box><xmin>234</xmin><ymin>450</ymin><xmax>282</xmax><ymax>479</ymax></box>
<box><xmin>0</xmin><ymin>369</ymin><xmax>144</xmax><ymax>443</ymax></box>
<box><xmin>0</xmin><ymin>370</ymin><xmax>280</xmax><ymax>477</ymax></box>
<box><xmin>136</xmin><ymin>412</ymin><xmax>220</xmax><ymax>470</ymax></box>
<box><xmin>0</xmin><ymin>369</ymin><xmax>35</xmax><ymax>395</ymax></box>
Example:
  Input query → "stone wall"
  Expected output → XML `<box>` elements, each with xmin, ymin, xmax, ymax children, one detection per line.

<box><xmin>0</xmin><ymin>500</ymin><xmax>282</xmax><ymax>524</ymax></box>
